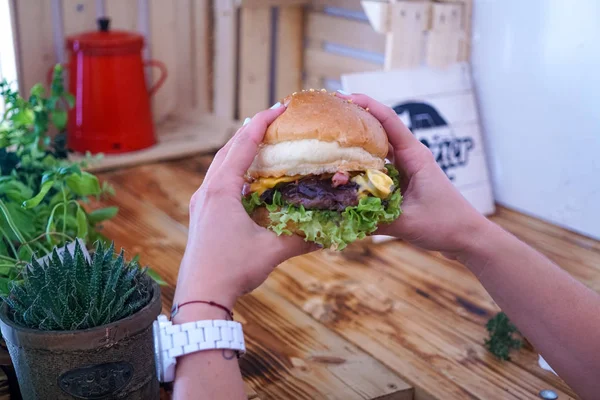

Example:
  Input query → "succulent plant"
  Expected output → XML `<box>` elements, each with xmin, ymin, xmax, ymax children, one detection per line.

<box><xmin>3</xmin><ymin>241</ymin><xmax>152</xmax><ymax>331</ymax></box>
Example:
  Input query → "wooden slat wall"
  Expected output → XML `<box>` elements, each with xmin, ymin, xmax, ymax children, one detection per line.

<box><xmin>105</xmin><ymin>0</ymin><xmax>138</xmax><ymax>30</ymax></box>
<box><xmin>238</xmin><ymin>7</ymin><xmax>273</xmax><ymax>118</ymax></box>
<box><xmin>148</xmin><ymin>0</ymin><xmax>177</xmax><ymax>123</ymax></box>
<box><xmin>9</xmin><ymin>0</ymin><xmax>211</xmax><ymax>123</ymax></box>
<box><xmin>11</xmin><ymin>0</ymin><xmax>56</xmax><ymax>95</ymax></box>
<box><xmin>274</xmin><ymin>7</ymin><xmax>304</xmax><ymax>101</ymax></box>
<box><xmin>236</xmin><ymin>2</ymin><xmax>306</xmax><ymax>118</ymax></box>
<box><xmin>304</xmin><ymin>0</ymin><xmax>384</xmax><ymax>90</ymax></box>
<box><xmin>10</xmin><ymin>0</ymin><xmax>473</xmax><ymax>126</ymax></box>
<box><xmin>62</xmin><ymin>0</ymin><xmax>96</xmax><ymax>36</ymax></box>
<box><xmin>192</xmin><ymin>0</ymin><xmax>211</xmax><ymax>114</ymax></box>
<box><xmin>212</xmin><ymin>0</ymin><xmax>238</xmax><ymax>120</ymax></box>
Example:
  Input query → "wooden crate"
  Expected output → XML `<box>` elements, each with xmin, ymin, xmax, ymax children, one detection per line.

<box><xmin>8</xmin><ymin>0</ymin><xmax>473</xmax><ymax>171</ymax></box>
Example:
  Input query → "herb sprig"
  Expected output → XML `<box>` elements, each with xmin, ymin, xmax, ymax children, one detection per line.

<box><xmin>485</xmin><ymin>312</ymin><xmax>523</xmax><ymax>360</ymax></box>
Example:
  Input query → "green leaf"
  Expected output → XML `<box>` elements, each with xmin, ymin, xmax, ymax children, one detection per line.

<box><xmin>12</xmin><ymin>109</ymin><xmax>34</xmax><ymax>126</ymax></box>
<box><xmin>146</xmin><ymin>267</ymin><xmax>167</xmax><ymax>286</ymax></box>
<box><xmin>66</xmin><ymin>172</ymin><xmax>100</xmax><ymax>196</ymax></box>
<box><xmin>243</xmin><ymin>165</ymin><xmax>403</xmax><ymax>250</ymax></box>
<box><xmin>76</xmin><ymin>207</ymin><xmax>88</xmax><ymax>240</ymax></box>
<box><xmin>87</xmin><ymin>207</ymin><xmax>118</xmax><ymax>224</ymax></box>
<box><xmin>0</xmin><ymin>276</ymin><xmax>11</xmax><ymax>296</ymax></box>
<box><xmin>64</xmin><ymin>94</ymin><xmax>75</xmax><ymax>108</ymax></box>
<box><xmin>22</xmin><ymin>180</ymin><xmax>54</xmax><ymax>209</ymax></box>
<box><xmin>30</xmin><ymin>83</ymin><xmax>45</xmax><ymax>98</ymax></box>
<box><xmin>0</xmin><ymin>263</ymin><xmax>15</xmax><ymax>276</ymax></box>
<box><xmin>17</xmin><ymin>245</ymin><xmax>32</xmax><ymax>261</ymax></box>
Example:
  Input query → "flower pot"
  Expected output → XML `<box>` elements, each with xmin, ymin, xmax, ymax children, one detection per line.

<box><xmin>0</xmin><ymin>278</ymin><xmax>161</xmax><ymax>399</ymax></box>
<box><xmin>0</xmin><ymin>343</ymin><xmax>21</xmax><ymax>399</ymax></box>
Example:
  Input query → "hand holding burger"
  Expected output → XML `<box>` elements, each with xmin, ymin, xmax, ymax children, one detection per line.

<box><xmin>242</xmin><ymin>90</ymin><xmax>403</xmax><ymax>250</ymax></box>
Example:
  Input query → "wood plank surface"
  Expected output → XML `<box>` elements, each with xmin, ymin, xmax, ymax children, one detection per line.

<box><xmin>94</xmin><ymin>154</ymin><xmax>597</xmax><ymax>399</ymax></box>
<box><xmin>384</xmin><ymin>1</ymin><xmax>430</xmax><ymax>70</ymax></box>
<box><xmin>12</xmin><ymin>0</ymin><xmax>56</xmax><ymax>94</ymax></box>
<box><xmin>239</xmin><ymin>6</ymin><xmax>273</xmax><ymax>118</ymax></box>
<box><xmin>241</xmin><ymin>0</ymin><xmax>309</xmax><ymax>7</ymax></box>
<box><xmin>213</xmin><ymin>0</ymin><xmax>238</xmax><ymax>119</ymax></box>
<box><xmin>174</xmin><ymin>0</ymin><xmax>195</xmax><ymax>111</ymax></box>
<box><xmin>306</xmin><ymin>11</ymin><xmax>386</xmax><ymax>54</ymax></box>
<box><xmin>275</xmin><ymin>6</ymin><xmax>304</xmax><ymax>101</ymax></box>
<box><xmin>73</xmin><ymin>113</ymin><xmax>239</xmax><ymax>172</ymax></box>
<box><xmin>192</xmin><ymin>0</ymin><xmax>212</xmax><ymax>113</ymax></box>
<box><xmin>95</xmin><ymin>159</ymin><xmax>414</xmax><ymax>399</ymax></box>
<box><xmin>62</xmin><ymin>0</ymin><xmax>97</xmax><ymax>36</ymax></box>
<box><xmin>149</xmin><ymin>0</ymin><xmax>177</xmax><ymax>123</ymax></box>
<box><xmin>304</xmin><ymin>47</ymin><xmax>381</xmax><ymax>82</ymax></box>
<box><xmin>105</xmin><ymin>0</ymin><xmax>138</xmax><ymax>30</ymax></box>
<box><xmin>310</xmin><ymin>0</ymin><xmax>364</xmax><ymax>13</ymax></box>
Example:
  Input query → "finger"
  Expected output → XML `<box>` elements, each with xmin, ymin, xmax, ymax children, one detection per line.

<box><xmin>272</xmin><ymin>234</ymin><xmax>320</xmax><ymax>263</ymax></box>
<box><xmin>386</xmin><ymin>143</ymin><xmax>395</xmax><ymax>164</ymax></box>
<box><xmin>221</xmin><ymin>104</ymin><xmax>286</xmax><ymax>181</ymax></box>
<box><xmin>335</xmin><ymin>91</ymin><xmax>421</xmax><ymax>151</ymax></box>
<box><xmin>204</xmin><ymin>118</ymin><xmax>251</xmax><ymax>181</ymax></box>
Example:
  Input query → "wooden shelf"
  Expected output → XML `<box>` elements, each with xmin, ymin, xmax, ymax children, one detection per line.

<box><xmin>71</xmin><ymin>112</ymin><xmax>240</xmax><ymax>173</ymax></box>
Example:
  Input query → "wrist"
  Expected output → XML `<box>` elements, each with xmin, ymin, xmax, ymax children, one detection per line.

<box><xmin>171</xmin><ymin>302</ymin><xmax>232</xmax><ymax>325</ymax></box>
<box><xmin>455</xmin><ymin>217</ymin><xmax>506</xmax><ymax>275</ymax></box>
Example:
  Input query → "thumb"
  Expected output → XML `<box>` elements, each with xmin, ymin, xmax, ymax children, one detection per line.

<box><xmin>221</xmin><ymin>104</ymin><xmax>286</xmax><ymax>181</ymax></box>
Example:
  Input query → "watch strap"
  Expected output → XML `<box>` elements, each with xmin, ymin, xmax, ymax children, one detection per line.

<box><xmin>153</xmin><ymin>315</ymin><xmax>246</xmax><ymax>382</ymax></box>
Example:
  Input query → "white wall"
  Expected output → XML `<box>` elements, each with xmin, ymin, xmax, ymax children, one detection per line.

<box><xmin>0</xmin><ymin>0</ymin><xmax>18</xmax><ymax>113</ymax></box>
<box><xmin>471</xmin><ymin>0</ymin><xmax>600</xmax><ymax>239</ymax></box>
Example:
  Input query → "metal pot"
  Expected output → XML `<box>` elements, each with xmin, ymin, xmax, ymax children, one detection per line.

<box><xmin>64</xmin><ymin>17</ymin><xmax>167</xmax><ymax>154</ymax></box>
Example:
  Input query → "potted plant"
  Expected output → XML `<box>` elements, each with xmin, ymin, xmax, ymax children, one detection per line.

<box><xmin>0</xmin><ymin>240</ymin><xmax>161</xmax><ymax>399</ymax></box>
<box><xmin>1</xmin><ymin>65</ymin><xmax>118</xmax><ymax>292</ymax></box>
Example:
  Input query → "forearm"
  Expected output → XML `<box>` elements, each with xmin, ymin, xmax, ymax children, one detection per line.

<box><xmin>172</xmin><ymin>305</ymin><xmax>247</xmax><ymax>400</ymax></box>
<box><xmin>460</xmin><ymin>221</ymin><xmax>600</xmax><ymax>397</ymax></box>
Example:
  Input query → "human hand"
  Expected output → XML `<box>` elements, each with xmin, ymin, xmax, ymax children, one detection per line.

<box><xmin>335</xmin><ymin>91</ymin><xmax>491</xmax><ymax>259</ymax></box>
<box><xmin>173</xmin><ymin>104</ymin><xmax>317</xmax><ymax>316</ymax></box>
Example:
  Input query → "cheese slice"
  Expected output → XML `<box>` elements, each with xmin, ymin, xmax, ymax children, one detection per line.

<box><xmin>249</xmin><ymin>175</ymin><xmax>301</xmax><ymax>195</ymax></box>
<box><xmin>249</xmin><ymin>169</ymin><xmax>393</xmax><ymax>199</ymax></box>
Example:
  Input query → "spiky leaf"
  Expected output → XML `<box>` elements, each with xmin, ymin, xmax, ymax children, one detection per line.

<box><xmin>2</xmin><ymin>241</ymin><xmax>153</xmax><ymax>331</ymax></box>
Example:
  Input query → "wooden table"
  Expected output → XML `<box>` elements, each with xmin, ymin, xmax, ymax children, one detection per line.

<box><xmin>97</xmin><ymin>155</ymin><xmax>597</xmax><ymax>399</ymax></box>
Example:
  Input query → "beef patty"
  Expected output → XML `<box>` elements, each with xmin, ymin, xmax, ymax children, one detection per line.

<box><xmin>261</xmin><ymin>176</ymin><xmax>359</xmax><ymax>211</ymax></box>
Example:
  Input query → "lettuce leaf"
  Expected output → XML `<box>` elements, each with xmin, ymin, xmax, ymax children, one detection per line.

<box><xmin>243</xmin><ymin>164</ymin><xmax>403</xmax><ymax>250</ymax></box>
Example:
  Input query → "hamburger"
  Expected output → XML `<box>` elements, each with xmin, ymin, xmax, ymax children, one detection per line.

<box><xmin>242</xmin><ymin>89</ymin><xmax>403</xmax><ymax>250</ymax></box>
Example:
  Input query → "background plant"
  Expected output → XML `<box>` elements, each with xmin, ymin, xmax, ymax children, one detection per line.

<box><xmin>0</xmin><ymin>65</ymin><xmax>117</xmax><ymax>293</ymax></box>
<box><xmin>3</xmin><ymin>241</ymin><xmax>152</xmax><ymax>331</ymax></box>
<box><xmin>484</xmin><ymin>311</ymin><xmax>522</xmax><ymax>360</ymax></box>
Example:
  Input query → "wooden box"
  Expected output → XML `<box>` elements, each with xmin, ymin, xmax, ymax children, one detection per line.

<box><xmin>8</xmin><ymin>0</ymin><xmax>472</xmax><ymax>171</ymax></box>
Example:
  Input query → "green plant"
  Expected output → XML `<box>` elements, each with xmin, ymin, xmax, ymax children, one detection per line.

<box><xmin>0</xmin><ymin>66</ymin><xmax>117</xmax><ymax>293</ymax></box>
<box><xmin>485</xmin><ymin>312</ymin><xmax>522</xmax><ymax>360</ymax></box>
<box><xmin>3</xmin><ymin>241</ymin><xmax>152</xmax><ymax>331</ymax></box>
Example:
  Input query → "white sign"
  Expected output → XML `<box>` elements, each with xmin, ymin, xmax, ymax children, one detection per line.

<box><xmin>342</xmin><ymin>63</ymin><xmax>495</xmax><ymax>217</ymax></box>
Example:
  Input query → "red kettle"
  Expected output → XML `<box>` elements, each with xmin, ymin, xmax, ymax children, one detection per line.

<box><xmin>64</xmin><ymin>18</ymin><xmax>167</xmax><ymax>154</ymax></box>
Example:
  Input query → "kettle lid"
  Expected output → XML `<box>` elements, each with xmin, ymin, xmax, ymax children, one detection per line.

<box><xmin>66</xmin><ymin>18</ymin><xmax>144</xmax><ymax>54</ymax></box>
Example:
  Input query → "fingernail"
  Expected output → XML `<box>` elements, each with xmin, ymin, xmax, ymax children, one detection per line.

<box><xmin>270</xmin><ymin>102</ymin><xmax>282</xmax><ymax>109</ymax></box>
<box><xmin>243</xmin><ymin>117</ymin><xmax>251</xmax><ymax>126</ymax></box>
<box><xmin>336</xmin><ymin>90</ymin><xmax>350</xmax><ymax>95</ymax></box>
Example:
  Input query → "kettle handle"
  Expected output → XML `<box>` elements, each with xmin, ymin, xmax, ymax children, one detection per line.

<box><xmin>144</xmin><ymin>60</ymin><xmax>168</xmax><ymax>97</ymax></box>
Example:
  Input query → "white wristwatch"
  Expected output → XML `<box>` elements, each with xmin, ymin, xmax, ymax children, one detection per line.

<box><xmin>153</xmin><ymin>315</ymin><xmax>246</xmax><ymax>382</ymax></box>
